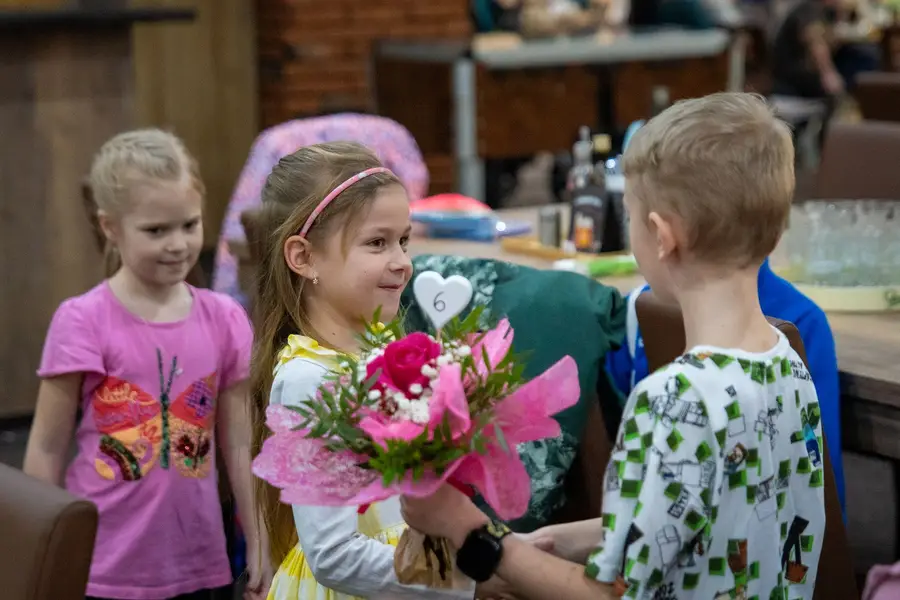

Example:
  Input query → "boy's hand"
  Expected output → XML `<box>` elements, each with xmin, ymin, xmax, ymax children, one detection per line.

<box><xmin>517</xmin><ymin>528</ymin><xmax>557</xmax><ymax>555</ymax></box>
<box><xmin>518</xmin><ymin>519</ymin><xmax>604</xmax><ymax>564</ymax></box>
<box><xmin>475</xmin><ymin>575</ymin><xmax>518</xmax><ymax>599</ymax></box>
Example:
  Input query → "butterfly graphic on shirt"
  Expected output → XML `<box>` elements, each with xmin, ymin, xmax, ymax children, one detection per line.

<box><xmin>91</xmin><ymin>349</ymin><xmax>218</xmax><ymax>481</ymax></box>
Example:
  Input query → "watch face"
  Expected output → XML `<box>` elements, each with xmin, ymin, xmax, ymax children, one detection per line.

<box><xmin>457</xmin><ymin>522</ymin><xmax>510</xmax><ymax>583</ymax></box>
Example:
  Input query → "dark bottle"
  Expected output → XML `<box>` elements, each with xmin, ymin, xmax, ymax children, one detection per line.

<box><xmin>567</xmin><ymin>127</ymin><xmax>608</xmax><ymax>254</ymax></box>
<box><xmin>604</xmin><ymin>155</ymin><xmax>628</xmax><ymax>253</ymax></box>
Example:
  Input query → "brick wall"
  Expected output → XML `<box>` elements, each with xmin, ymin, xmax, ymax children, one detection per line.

<box><xmin>257</xmin><ymin>0</ymin><xmax>471</xmax><ymax>129</ymax></box>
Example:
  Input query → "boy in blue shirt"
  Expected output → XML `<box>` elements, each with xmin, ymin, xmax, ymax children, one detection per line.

<box><xmin>606</xmin><ymin>258</ymin><xmax>846</xmax><ymax>511</ymax></box>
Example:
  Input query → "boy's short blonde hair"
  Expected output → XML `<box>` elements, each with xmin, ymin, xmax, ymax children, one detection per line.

<box><xmin>623</xmin><ymin>92</ymin><xmax>795</xmax><ymax>268</ymax></box>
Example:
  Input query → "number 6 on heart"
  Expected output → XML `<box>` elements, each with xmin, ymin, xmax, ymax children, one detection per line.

<box><xmin>412</xmin><ymin>271</ymin><xmax>474</xmax><ymax>337</ymax></box>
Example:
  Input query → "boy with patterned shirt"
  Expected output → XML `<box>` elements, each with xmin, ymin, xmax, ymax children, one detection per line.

<box><xmin>589</xmin><ymin>339</ymin><xmax>824</xmax><ymax>599</ymax></box>
<box><xmin>399</xmin><ymin>92</ymin><xmax>826</xmax><ymax>600</ymax></box>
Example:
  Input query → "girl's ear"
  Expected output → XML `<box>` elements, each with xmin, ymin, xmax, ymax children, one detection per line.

<box><xmin>97</xmin><ymin>210</ymin><xmax>118</xmax><ymax>245</ymax></box>
<box><xmin>283</xmin><ymin>234</ymin><xmax>318</xmax><ymax>282</ymax></box>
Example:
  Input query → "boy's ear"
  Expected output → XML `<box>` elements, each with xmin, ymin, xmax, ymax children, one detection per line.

<box><xmin>648</xmin><ymin>211</ymin><xmax>678</xmax><ymax>260</ymax></box>
<box><xmin>284</xmin><ymin>234</ymin><xmax>318</xmax><ymax>282</ymax></box>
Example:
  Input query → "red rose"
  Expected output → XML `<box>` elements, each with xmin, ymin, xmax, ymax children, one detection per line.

<box><xmin>367</xmin><ymin>333</ymin><xmax>441</xmax><ymax>395</ymax></box>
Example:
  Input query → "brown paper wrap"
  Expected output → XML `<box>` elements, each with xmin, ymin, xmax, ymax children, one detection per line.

<box><xmin>393</xmin><ymin>529</ymin><xmax>471</xmax><ymax>590</ymax></box>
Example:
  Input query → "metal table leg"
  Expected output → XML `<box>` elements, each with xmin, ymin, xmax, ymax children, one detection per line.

<box><xmin>728</xmin><ymin>31</ymin><xmax>747</xmax><ymax>93</ymax></box>
<box><xmin>453</xmin><ymin>58</ymin><xmax>485</xmax><ymax>201</ymax></box>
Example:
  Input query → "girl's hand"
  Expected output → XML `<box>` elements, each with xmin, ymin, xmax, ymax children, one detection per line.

<box><xmin>243</xmin><ymin>547</ymin><xmax>273</xmax><ymax>600</ymax></box>
<box><xmin>400</xmin><ymin>485</ymin><xmax>488</xmax><ymax>547</ymax></box>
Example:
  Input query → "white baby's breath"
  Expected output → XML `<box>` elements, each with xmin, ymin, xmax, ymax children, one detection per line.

<box><xmin>408</xmin><ymin>400</ymin><xmax>430</xmax><ymax>424</ymax></box>
<box><xmin>368</xmin><ymin>390</ymin><xmax>382</xmax><ymax>401</ymax></box>
<box><xmin>391</xmin><ymin>393</ymin><xmax>431</xmax><ymax>424</ymax></box>
<box><xmin>409</xmin><ymin>383</ymin><xmax>423</xmax><ymax>396</ymax></box>
<box><xmin>456</xmin><ymin>345</ymin><xmax>472</xmax><ymax>357</ymax></box>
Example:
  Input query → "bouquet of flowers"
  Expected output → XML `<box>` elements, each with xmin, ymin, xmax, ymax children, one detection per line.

<box><xmin>252</xmin><ymin>271</ymin><xmax>580</xmax><ymax>588</ymax></box>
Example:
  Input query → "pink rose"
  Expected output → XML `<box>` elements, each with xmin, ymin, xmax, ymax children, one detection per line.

<box><xmin>367</xmin><ymin>332</ymin><xmax>441</xmax><ymax>395</ymax></box>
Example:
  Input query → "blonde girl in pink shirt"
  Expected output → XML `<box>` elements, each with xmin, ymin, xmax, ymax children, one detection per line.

<box><xmin>23</xmin><ymin>129</ymin><xmax>271</xmax><ymax>600</ymax></box>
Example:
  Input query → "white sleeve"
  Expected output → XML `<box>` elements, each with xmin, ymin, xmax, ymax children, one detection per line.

<box><xmin>273</xmin><ymin>359</ymin><xmax>476</xmax><ymax>599</ymax></box>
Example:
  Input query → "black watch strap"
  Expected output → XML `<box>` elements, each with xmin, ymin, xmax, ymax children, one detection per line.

<box><xmin>456</xmin><ymin>519</ymin><xmax>512</xmax><ymax>583</ymax></box>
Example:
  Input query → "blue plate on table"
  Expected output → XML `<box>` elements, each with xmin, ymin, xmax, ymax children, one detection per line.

<box><xmin>411</xmin><ymin>211</ymin><xmax>531</xmax><ymax>241</ymax></box>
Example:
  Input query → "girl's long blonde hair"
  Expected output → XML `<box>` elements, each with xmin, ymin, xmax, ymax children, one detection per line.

<box><xmin>86</xmin><ymin>128</ymin><xmax>204</xmax><ymax>277</ymax></box>
<box><xmin>249</xmin><ymin>141</ymin><xmax>402</xmax><ymax>567</ymax></box>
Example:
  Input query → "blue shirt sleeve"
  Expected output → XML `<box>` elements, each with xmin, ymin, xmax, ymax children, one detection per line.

<box><xmin>605</xmin><ymin>285</ymin><xmax>651</xmax><ymax>403</ymax></box>
<box><xmin>606</xmin><ymin>344</ymin><xmax>635</xmax><ymax>400</ymax></box>
<box><xmin>796</xmin><ymin>308</ymin><xmax>845</xmax><ymax>515</ymax></box>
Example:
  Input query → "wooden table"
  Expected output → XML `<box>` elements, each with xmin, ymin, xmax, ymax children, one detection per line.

<box><xmin>411</xmin><ymin>207</ymin><xmax>900</xmax><ymax>455</ymax></box>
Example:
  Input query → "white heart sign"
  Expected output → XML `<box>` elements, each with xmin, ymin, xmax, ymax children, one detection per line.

<box><xmin>413</xmin><ymin>271</ymin><xmax>474</xmax><ymax>331</ymax></box>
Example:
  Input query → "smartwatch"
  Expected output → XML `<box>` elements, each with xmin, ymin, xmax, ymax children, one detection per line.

<box><xmin>456</xmin><ymin>519</ymin><xmax>512</xmax><ymax>583</ymax></box>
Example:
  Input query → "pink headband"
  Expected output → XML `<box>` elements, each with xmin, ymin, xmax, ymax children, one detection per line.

<box><xmin>298</xmin><ymin>167</ymin><xmax>393</xmax><ymax>238</ymax></box>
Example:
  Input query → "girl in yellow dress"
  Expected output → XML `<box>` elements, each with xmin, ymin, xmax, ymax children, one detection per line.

<box><xmin>247</xmin><ymin>142</ymin><xmax>482</xmax><ymax>599</ymax></box>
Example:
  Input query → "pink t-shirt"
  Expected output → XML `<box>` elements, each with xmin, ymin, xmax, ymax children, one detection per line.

<box><xmin>38</xmin><ymin>282</ymin><xmax>252</xmax><ymax>600</ymax></box>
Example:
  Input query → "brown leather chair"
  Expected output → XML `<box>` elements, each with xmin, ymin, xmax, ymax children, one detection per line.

<box><xmin>855</xmin><ymin>72</ymin><xmax>900</xmax><ymax>124</ymax></box>
<box><xmin>237</xmin><ymin>208</ymin><xmax>265</xmax><ymax>312</ymax></box>
<box><xmin>885</xmin><ymin>25</ymin><xmax>900</xmax><ymax>72</ymax></box>
<box><xmin>554</xmin><ymin>395</ymin><xmax>612</xmax><ymax>524</ymax></box>
<box><xmin>634</xmin><ymin>291</ymin><xmax>858</xmax><ymax>600</ymax></box>
<box><xmin>240</xmin><ymin>208</ymin><xmax>262</xmax><ymax>256</ymax></box>
<box><xmin>811</xmin><ymin>121</ymin><xmax>900</xmax><ymax>201</ymax></box>
<box><xmin>0</xmin><ymin>463</ymin><xmax>98</xmax><ymax>600</ymax></box>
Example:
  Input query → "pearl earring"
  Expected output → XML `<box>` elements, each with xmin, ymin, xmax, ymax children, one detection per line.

<box><xmin>312</xmin><ymin>276</ymin><xmax>319</xmax><ymax>285</ymax></box>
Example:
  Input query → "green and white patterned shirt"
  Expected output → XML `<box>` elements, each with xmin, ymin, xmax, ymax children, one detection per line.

<box><xmin>586</xmin><ymin>330</ymin><xmax>826</xmax><ymax>600</ymax></box>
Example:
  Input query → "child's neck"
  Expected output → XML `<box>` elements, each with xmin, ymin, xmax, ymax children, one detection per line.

<box><xmin>305</xmin><ymin>299</ymin><xmax>364</xmax><ymax>356</ymax></box>
<box><xmin>676</xmin><ymin>267</ymin><xmax>777</xmax><ymax>354</ymax></box>
<box><xmin>108</xmin><ymin>268</ymin><xmax>192</xmax><ymax>323</ymax></box>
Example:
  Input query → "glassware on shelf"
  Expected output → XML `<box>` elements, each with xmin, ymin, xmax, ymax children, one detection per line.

<box><xmin>779</xmin><ymin>199</ymin><xmax>899</xmax><ymax>288</ymax></box>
